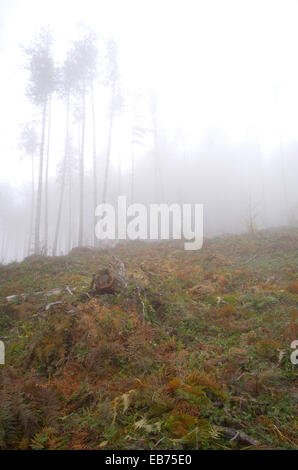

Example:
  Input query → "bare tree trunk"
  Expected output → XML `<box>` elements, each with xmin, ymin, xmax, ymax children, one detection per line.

<box><xmin>14</xmin><ymin>237</ymin><xmax>18</xmax><ymax>261</ymax></box>
<box><xmin>4</xmin><ymin>234</ymin><xmax>9</xmax><ymax>260</ymax></box>
<box><xmin>1</xmin><ymin>233</ymin><xmax>6</xmax><ymax>263</ymax></box>
<box><xmin>279</xmin><ymin>135</ymin><xmax>289</xmax><ymax>222</ymax></box>
<box><xmin>53</xmin><ymin>93</ymin><xmax>70</xmax><ymax>256</ymax></box>
<box><xmin>28</xmin><ymin>152</ymin><xmax>35</xmax><ymax>256</ymax></box>
<box><xmin>78</xmin><ymin>90</ymin><xmax>86</xmax><ymax>246</ymax></box>
<box><xmin>68</xmin><ymin>168</ymin><xmax>72</xmax><ymax>253</ymax></box>
<box><xmin>102</xmin><ymin>108</ymin><xmax>113</xmax><ymax>204</ymax></box>
<box><xmin>149</xmin><ymin>91</ymin><xmax>164</xmax><ymax>202</ymax></box>
<box><xmin>153</xmin><ymin>111</ymin><xmax>164</xmax><ymax>202</ymax></box>
<box><xmin>118</xmin><ymin>150</ymin><xmax>122</xmax><ymax>196</ymax></box>
<box><xmin>91</xmin><ymin>83</ymin><xmax>97</xmax><ymax>246</ymax></box>
<box><xmin>23</xmin><ymin>235</ymin><xmax>27</xmax><ymax>260</ymax></box>
<box><xmin>44</xmin><ymin>96</ymin><xmax>51</xmax><ymax>255</ymax></box>
<box><xmin>34</xmin><ymin>98</ymin><xmax>47</xmax><ymax>255</ymax></box>
<box><xmin>247</xmin><ymin>193</ymin><xmax>258</xmax><ymax>234</ymax></box>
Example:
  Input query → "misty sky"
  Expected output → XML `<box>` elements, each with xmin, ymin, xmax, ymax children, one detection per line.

<box><xmin>1</xmin><ymin>0</ymin><xmax>298</xmax><ymax>187</ymax></box>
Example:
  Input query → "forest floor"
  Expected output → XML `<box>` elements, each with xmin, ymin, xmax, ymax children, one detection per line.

<box><xmin>0</xmin><ymin>228</ymin><xmax>297</xmax><ymax>450</ymax></box>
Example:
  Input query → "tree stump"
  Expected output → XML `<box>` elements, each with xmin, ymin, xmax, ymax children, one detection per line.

<box><xmin>89</xmin><ymin>258</ymin><xmax>127</xmax><ymax>295</ymax></box>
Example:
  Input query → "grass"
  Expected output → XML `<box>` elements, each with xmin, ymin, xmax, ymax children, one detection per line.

<box><xmin>0</xmin><ymin>228</ymin><xmax>297</xmax><ymax>450</ymax></box>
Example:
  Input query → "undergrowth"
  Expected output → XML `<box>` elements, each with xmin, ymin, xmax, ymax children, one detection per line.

<box><xmin>0</xmin><ymin>229</ymin><xmax>297</xmax><ymax>449</ymax></box>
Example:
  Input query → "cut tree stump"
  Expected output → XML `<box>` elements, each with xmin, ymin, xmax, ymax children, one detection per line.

<box><xmin>89</xmin><ymin>258</ymin><xmax>127</xmax><ymax>295</ymax></box>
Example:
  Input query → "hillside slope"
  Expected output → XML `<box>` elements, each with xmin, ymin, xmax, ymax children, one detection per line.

<box><xmin>0</xmin><ymin>229</ymin><xmax>297</xmax><ymax>450</ymax></box>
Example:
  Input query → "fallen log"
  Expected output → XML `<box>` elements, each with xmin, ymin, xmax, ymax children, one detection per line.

<box><xmin>5</xmin><ymin>286</ymin><xmax>76</xmax><ymax>303</ymax></box>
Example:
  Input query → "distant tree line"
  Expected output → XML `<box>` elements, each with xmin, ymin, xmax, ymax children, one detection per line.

<box><xmin>22</xmin><ymin>26</ymin><xmax>158</xmax><ymax>256</ymax></box>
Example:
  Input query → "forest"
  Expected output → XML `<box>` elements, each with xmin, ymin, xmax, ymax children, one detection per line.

<box><xmin>0</xmin><ymin>8</ymin><xmax>298</xmax><ymax>261</ymax></box>
<box><xmin>0</xmin><ymin>0</ymin><xmax>297</xmax><ymax>453</ymax></box>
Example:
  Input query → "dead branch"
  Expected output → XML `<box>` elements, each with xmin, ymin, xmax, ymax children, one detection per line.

<box><xmin>66</xmin><ymin>286</ymin><xmax>73</xmax><ymax>295</ymax></box>
<box><xmin>217</xmin><ymin>426</ymin><xmax>261</xmax><ymax>446</ymax></box>
<box><xmin>5</xmin><ymin>287</ymin><xmax>67</xmax><ymax>303</ymax></box>
<box><xmin>45</xmin><ymin>301</ymin><xmax>63</xmax><ymax>311</ymax></box>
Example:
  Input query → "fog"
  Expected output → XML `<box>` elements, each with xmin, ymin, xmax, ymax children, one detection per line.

<box><xmin>1</xmin><ymin>0</ymin><xmax>298</xmax><ymax>262</ymax></box>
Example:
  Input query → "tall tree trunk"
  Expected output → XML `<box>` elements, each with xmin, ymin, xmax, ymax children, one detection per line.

<box><xmin>53</xmin><ymin>93</ymin><xmax>70</xmax><ymax>256</ymax></box>
<box><xmin>279</xmin><ymin>135</ymin><xmax>289</xmax><ymax>222</ymax></box>
<box><xmin>28</xmin><ymin>152</ymin><xmax>35</xmax><ymax>256</ymax></box>
<box><xmin>5</xmin><ymin>236</ymin><xmax>10</xmax><ymax>263</ymax></box>
<box><xmin>118</xmin><ymin>150</ymin><xmax>122</xmax><ymax>196</ymax></box>
<box><xmin>14</xmin><ymin>237</ymin><xmax>18</xmax><ymax>261</ymax></box>
<box><xmin>34</xmin><ymin>98</ymin><xmax>47</xmax><ymax>255</ymax></box>
<box><xmin>23</xmin><ymin>235</ymin><xmax>27</xmax><ymax>260</ymax></box>
<box><xmin>91</xmin><ymin>83</ymin><xmax>97</xmax><ymax>246</ymax></box>
<box><xmin>78</xmin><ymin>90</ymin><xmax>86</xmax><ymax>246</ymax></box>
<box><xmin>68</xmin><ymin>166</ymin><xmax>72</xmax><ymax>253</ymax></box>
<box><xmin>153</xmin><ymin>111</ymin><xmax>164</xmax><ymax>202</ymax></box>
<box><xmin>44</xmin><ymin>96</ymin><xmax>51</xmax><ymax>255</ymax></box>
<box><xmin>102</xmin><ymin>107</ymin><xmax>113</xmax><ymax>204</ymax></box>
<box><xmin>1</xmin><ymin>233</ymin><xmax>6</xmax><ymax>263</ymax></box>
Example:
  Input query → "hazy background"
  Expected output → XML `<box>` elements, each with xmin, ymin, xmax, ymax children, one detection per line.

<box><xmin>0</xmin><ymin>0</ymin><xmax>298</xmax><ymax>262</ymax></box>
